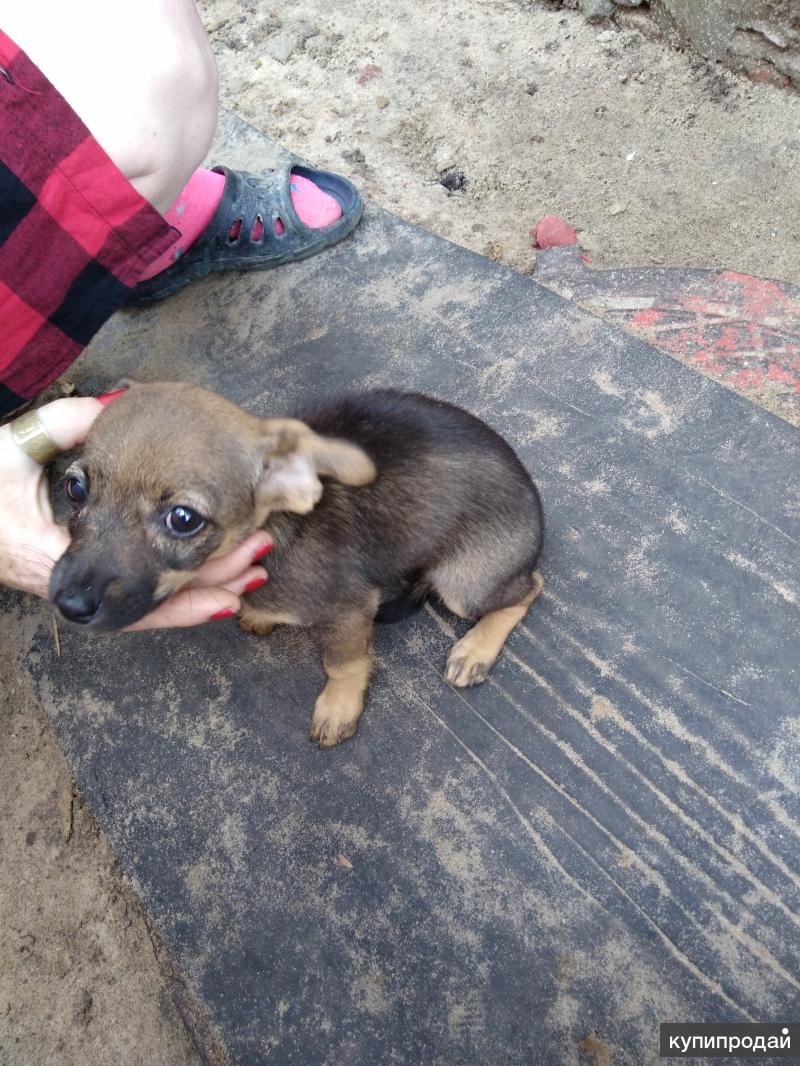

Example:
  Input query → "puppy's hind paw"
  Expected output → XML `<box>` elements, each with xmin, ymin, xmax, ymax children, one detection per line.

<box><xmin>445</xmin><ymin>640</ymin><xmax>492</xmax><ymax>688</ymax></box>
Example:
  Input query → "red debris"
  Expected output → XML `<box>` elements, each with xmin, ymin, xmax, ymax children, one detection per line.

<box><xmin>745</xmin><ymin>61</ymin><xmax>792</xmax><ymax>90</ymax></box>
<box><xmin>531</xmin><ymin>215</ymin><xmax>578</xmax><ymax>250</ymax></box>
<box><xmin>357</xmin><ymin>64</ymin><xmax>382</xmax><ymax>85</ymax></box>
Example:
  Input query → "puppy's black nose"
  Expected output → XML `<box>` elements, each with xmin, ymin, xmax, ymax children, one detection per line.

<box><xmin>53</xmin><ymin>587</ymin><xmax>101</xmax><ymax>625</ymax></box>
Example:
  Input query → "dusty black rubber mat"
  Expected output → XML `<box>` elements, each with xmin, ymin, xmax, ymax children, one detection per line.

<box><xmin>6</xmin><ymin>116</ymin><xmax>799</xmax><ymax>1065</ymax></box>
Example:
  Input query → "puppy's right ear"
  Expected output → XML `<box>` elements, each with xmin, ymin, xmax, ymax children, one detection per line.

<box><xmin>254</xmin><ymin>419</ymin><xmax>376</xmax><ymax>520</ymax></box>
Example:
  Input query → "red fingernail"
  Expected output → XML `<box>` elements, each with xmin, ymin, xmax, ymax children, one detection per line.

<box><xmin>252</xmin><ymin>542</ymin><xmax>274</xmax><ymax>562</ymax></box>
<box><xmin>210</xmin><ymin>608</ymin><xmax>237</xmax><ymax>621</ymax></box>
<box><xmin>244</xmin><ymin>576</ymin><xmax>267</xmax><ymax>593</ymax></box>
<box><xmin>97</xmin><ymin>388</ymin><xmax>128</xmax><ymax>406</ymax></box>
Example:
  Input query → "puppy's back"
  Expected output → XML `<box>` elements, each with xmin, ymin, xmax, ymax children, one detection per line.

<box><xmin>295</xmin><ymin>390</ymin><xmax>544</xmax><ymax>573</ymax></box>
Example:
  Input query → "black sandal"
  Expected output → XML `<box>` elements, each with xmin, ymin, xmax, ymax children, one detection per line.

<box><xmin>128</xmin><ymin>163</ymin><xmax>363</xmax><ymax>305</ymax></box>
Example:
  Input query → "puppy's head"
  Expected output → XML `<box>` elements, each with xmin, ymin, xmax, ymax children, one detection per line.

<box><xmin>49</xmin><ymin>382</ymin><xmax>375</xmax><ymax>630</ymax></box>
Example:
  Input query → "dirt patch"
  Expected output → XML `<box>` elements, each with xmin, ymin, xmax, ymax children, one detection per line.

<box><xmin>204</xmin><ymin>0</ymin><xmax>800</xmax><ymax>288</ymax></box>
<box><xmin>0</xmin><ymin>600</ymin><xmax>201</xmax><ymax>1066</ymax></box>
<box><xmin>580</xmin><ymin>1029</ymin><xmax>616</xmax><ymax>1066</ymax></box>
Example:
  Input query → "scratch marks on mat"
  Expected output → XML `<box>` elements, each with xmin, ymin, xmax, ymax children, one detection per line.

<box><xmin>656</xmin><ymin>654</ymin><xmax>752</xmax><ymax>708</ymax></box>
<box><xmin>381</xmin><ymin>660</ymin><xmax>604</xmax><ymax>910</ymax></box>
<box><xmin>392</xmin><ymin>646</ymin><xmax>759</xmax><ymax>1019</ymax></box>
<box><xmin>533</xmin><ymin>604</ymin><xmax>800</xmax><ymax>890</ymax></box>
<box><xmin>724</xmin><ymin>550</ymin><xmax>798</xmax><ymax>605</ymax></box>
<box><xmin>694</xmin><ymin>477</ymin><xmax>800</xmax><ymax>548</ymax></box>
<box><xmin>403</xmin><ymin>602</ymin><xmax>800</xmax><ymax>1007</ymax></box>
<box><xmin>482</xmin><ymin>649</ymin><xmax>800</xmax><ymax>992</ymax></box>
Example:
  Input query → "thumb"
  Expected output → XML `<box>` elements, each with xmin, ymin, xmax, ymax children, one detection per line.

<box><xmin>35</xmin><ymin>397</ymin><xmax>104</xmax><ymax>452</ymax></box>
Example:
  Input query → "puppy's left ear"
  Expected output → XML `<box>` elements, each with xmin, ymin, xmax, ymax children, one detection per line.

<box><xmin>254</xmin><ymin>419</ymin><xmax>376</xmax><ymax>519</ymax></box>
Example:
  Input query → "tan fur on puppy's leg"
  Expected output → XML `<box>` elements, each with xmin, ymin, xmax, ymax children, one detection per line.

<box><xmin>311</xmin><ymin>657</ymin><xmax>372</xmax><ymax>748</ymax></box>
<box><xmin>311</xmin><ymin>606</ymin><xmax>376</xmax><ymax>748</ymax></box>
<box><xmin>238</xmin><ymin>606</ymin><xmax>300</xmax><ymax>636</ymax></box>
<box><xmin>445</xmin><ymin>572</ymin><xmax>544</xmax><ymax>687</ymax></box>
<box><xmin>239</xmin><ymin>615</ymin><xmax>276</xmax><ymax>637</ymax></box>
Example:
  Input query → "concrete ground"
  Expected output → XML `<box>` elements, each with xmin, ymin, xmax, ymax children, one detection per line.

<box><xmin>1</xmin><ymin>2</ymin><xmax>798</xmax><ymax>1063</ymax></box>
<box><xmin>203</xmin><ymin>0</ymin><xmax>800</xmax><ymax>288</ymax></box>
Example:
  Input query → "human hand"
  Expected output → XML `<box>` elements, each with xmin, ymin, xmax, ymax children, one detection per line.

<box><xmin>0</xmin><ymin>396</ymin><xmax>270</xmax><ymax>628</ymax></box>
<box><xmin>125</xmin><ymin>532</ymin><xmax>271</xmax><ymax>631</ymax></box>
<box><xmin>0</xmin><ymin>396</ymin><xmax>102</xmax><ymax>598</ymax></box>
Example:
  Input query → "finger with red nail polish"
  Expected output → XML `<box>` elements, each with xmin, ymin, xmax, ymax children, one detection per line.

<box><xmin>125</xmin><ymin>534</ymin><xmax>273</xmax><ymax>630</ymax></box>
<box><xmin>126</xmin><ymin>588</ymin><xmax>241</xmax><ymax>630</ymax></box>
<box><xmin>252</xmin><ymin>541</ymin><xmax>274</xmax><ymax>562</ymax></box>
<box><xmin>97</xmin><ymin>388</ymin><xmax>128</xmax><ymax>406</ymax></box>
<box><xmin>244</xmin><ymin>576</ymin><xmax>267</xmax><ymax>593</ymax></box>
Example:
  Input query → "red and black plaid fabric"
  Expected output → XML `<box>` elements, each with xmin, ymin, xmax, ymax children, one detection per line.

<box><xmin>0</xmin><ymin>30</ymin><xmax>176</xmax><ymax>416</ymax></box>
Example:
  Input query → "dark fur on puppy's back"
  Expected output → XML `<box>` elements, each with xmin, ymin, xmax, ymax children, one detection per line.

<box><xmin>298</xmin><ymin>390</ymin><xmax>542</xmax><ymax>537</ymax></box>
<box><xmin>260</xmin><ymin>390</ymin><xmax>544</xmax><ymax>625</ymax></box>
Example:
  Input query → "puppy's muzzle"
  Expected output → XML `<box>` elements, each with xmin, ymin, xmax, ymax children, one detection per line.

<box><xmin>52</xmin><ymin>582</ymin><xmax>107</xmax><ymax>625</ymax></box>
<box><xmin>50</xmin><ymin>552</ymin><xmax>159</xmax><ymax>631</ymax></box>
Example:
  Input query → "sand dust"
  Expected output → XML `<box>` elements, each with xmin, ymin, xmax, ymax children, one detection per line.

<box><xmin>204</xmin><ymin>0</ymin><xmax>800</xmax><ymax>286</ymax></box>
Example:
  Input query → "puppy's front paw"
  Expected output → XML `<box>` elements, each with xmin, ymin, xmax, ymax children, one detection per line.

<box><xmin>310</xmin><ymin>685</ymin><xmax>362</xmax><ymax>748</ymax></box>
<box><xmin>238</xmin><ymin>608</ymin><xmax>276</xmax><ymax>637</ymax></box>
<box><xmin>445</xmin><ymin>637</ymin><xmax>491</xmax><ymax>688</ymax></box>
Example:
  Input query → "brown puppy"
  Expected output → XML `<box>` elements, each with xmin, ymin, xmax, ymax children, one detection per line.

<box><xmin>50</xmin><ymin>383</ymin><xmax>544</xmax><ymax>746</ymax></box>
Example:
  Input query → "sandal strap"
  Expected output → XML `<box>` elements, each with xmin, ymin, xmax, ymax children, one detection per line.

<box><xmin>205</xmin><ymin>163</ymin><xmax>311</xmax><ymax>247</ymax></box>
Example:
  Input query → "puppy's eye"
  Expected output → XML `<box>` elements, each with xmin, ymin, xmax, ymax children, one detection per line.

<box><xmin>164</xmin><ymin>505</ymin><xmax>206</xmax><ymax>537</ymax></box>
<box><xmin>66</xmin><ymin>476</ymin><xmax>88</xmax><ymax>504</ymax></box>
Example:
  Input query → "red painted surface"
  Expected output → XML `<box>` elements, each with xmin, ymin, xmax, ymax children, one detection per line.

<box><xmin>536</xmin><ymin>248</ymin><xmax>800</xmax><ymax>423</ymax></box>
<box><xmin>627</xmin><ymin>271</ymin><xmax>800</xmax><ymax>407</ymax></box>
